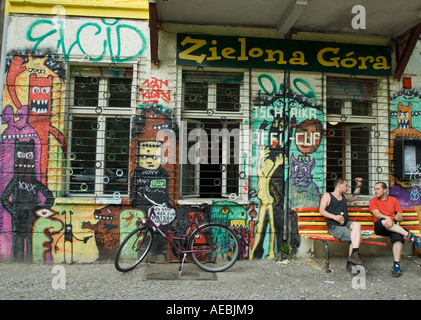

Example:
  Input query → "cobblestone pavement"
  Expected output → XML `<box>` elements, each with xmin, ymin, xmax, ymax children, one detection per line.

<box><xmin>1</xmin><ymin>255</ymin><xmax>421</xmax><ymax>301</ymax></box>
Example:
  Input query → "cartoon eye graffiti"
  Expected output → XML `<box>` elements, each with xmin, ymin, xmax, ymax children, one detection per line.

<box><xmin>35</xmin><ymin>208</ymin><xmax>55</xmax><ymax>218</ymax></box>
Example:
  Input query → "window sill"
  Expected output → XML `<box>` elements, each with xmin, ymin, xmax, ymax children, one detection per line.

<box><xmin>177</xmin><ymin>198</ymin><xmax>249</xmax><ymax>206</ymax></box>
<box><xmin>55</xmin><ymin>196</ymin><xmax>130</xmax><ymax>205</ymax></box>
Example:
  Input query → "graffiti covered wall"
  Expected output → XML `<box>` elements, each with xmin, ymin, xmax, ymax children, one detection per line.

<box><xmin>0</xmin><ymin>15</ymin><xmax>152</xmax><ymax>262</ymax></box>
<box><xmin>249</xmin><ymin>73</ymin><xmax>323</xmax><ymax>259</ymax></box>
<box><xmin>389</xmin><ymin>89</ymin><xmax>421</xmax><ymax>207</ymax></box>
<box><xmin>6</xmin><ymin>12</ymin><xmax>414</xmax><ymax>264</ymax></box>
<box><xmin>388</xmin><ymin>40</ymin><xmax>421</xmax><ymax>208</ymax></box>
<box><xmin>0</xmin><ymin>49</ymin><xmax>66</xmax><ymax>261</ymax></box>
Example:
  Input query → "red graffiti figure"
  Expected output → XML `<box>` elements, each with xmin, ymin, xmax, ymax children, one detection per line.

<box><xmin>6</xmin><ymin>55</ymin><xmax>67</xmax><ymax>186</ymax></box>
<box><xmin>27</xmin><ymin>73</ymin><xmax>67</xmax><ymax>185</ymax></box>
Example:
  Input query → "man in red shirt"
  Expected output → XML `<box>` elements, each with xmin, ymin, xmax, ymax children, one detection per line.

<box><xmin>369</xmin><ymin>182</ymin><xmax>421</xmax><ymax>277</ymax></box>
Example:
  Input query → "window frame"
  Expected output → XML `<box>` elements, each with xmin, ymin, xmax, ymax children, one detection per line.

<box><xmin>179</xmin><ymin>69</ymin><xmax>249</xmax><ymax>202</ymax></box>
<box><xmin>66</xmin><ymin>64</ymin><xmax>137</xmax><ymax>198</ymax></box>
<box><xmin>324</xmin><ymin>75</ymin><xmax>384</xmax><ymax>195</ymax></box>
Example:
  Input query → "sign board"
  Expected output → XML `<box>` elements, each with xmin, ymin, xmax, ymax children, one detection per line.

<box><xmin>177</xmin><ymin>33</ymin><xmax>392</xmax><ymax>76</ymax></box>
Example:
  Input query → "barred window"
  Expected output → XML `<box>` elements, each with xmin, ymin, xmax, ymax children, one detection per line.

<box><xmin>67</xmin><ymin>66</ymin><xmax>134</xmax><ymax>197</ymax></box>
<box><xmin>180</xmin><ymin>70</ymin><xmax>247</xmax><ymax>200</ymax></box>
<box><xmin>325</xmin><ymin>77</ymin><xmax>379</xmax><ymax>194</ymax></box>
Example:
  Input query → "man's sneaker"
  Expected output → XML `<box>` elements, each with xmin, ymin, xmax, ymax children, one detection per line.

<box><xmin>348</xmin><ymin>252</ymin><xmax>363</xmax><ymax>265</ymax></box>
<box><xmin>346</xmin><ymin>261</ymin><xmax>355</xmax><ymax>273</ymax></box>
<box><xmin>392</xmin><ymin>263</ymin><xmax>401</xmax><ymax>277</ymax></box>
<box><xmin>408</xmin><ymin>233</ymin><xmax>421</xmax><ymax>249</ymax></box>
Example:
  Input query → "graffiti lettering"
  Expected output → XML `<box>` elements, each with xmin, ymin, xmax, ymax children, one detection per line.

<box><xmin>295</xmin><ymin>131</ymin><xmax>321</xmax><ymax>147</ymax></box>
<box><xmin>140</xmin><ymin>77</ymin><xmax>171</xmax><ymax>103</ymax></box>
<box><xmin>290</xmin><ymin>107</ymin><xmax>317</xmax><ymax>119</ymax></box>
<box><xmin>26</xmin><ymin>18</ymin><xmax>147</xmax><ymax>62</ymax></box>
<box><xmin>409</xmin><ymin>164</ymin><xmax>421</xmax><ymax>180</ymax></box>
<box><xmin>18</xmin><ymin>181</ymin><xmax>37</xmax><ymax>194</ymax></box>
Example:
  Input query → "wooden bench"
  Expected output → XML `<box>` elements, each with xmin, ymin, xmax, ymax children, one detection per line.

<box><xmin>296</xmin><ymin>207</ymin><xmax>421</xmax><ymax>272</ymax></box>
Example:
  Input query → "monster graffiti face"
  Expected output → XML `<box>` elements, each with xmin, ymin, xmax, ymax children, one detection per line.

<box><xmin>138</xmin><ymin>141</ymin><xmax>163</xmax><ymax>170</ymax></box>
<box><xmin>396</xmin><ymin>102</ymin><xmax>412</xmax><ymax>130</ymax></box>
<box><xmin>29</xmin><ymin>74</ymin><xmax>52</xmax><ymax>116</ymax></box>
<box><xmin>290</xmin><ymin>154</ymin><xmax>316</xmax><ymax>188</ymax></box>
<box><xmin>15</xmin><ymin>139</ymin><xmax>36</xmax><ymax>174</ymax></box>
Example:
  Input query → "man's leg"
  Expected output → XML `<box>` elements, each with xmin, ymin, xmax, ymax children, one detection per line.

<box><xmin>348</xmin><ymin>222</ymin><xmax>362</xmax><ymax>265</ymax></box>
<box><xmin>382</xmin><ymin>220</ymin><xmax>421</xmax><ymax>249</ymax></box>
<box><xmin>375</xmin><ymin>220</ymin><xmax>406</xmax><ymax>277</ymax></box>
<box><xmin>350</xmin><ymin>222</ymin><xmax>362</xmax><ymax>250</ymax></box>
<box><xmin>385</xmin><ymin>222</ymin><xmax>409</xmax><ymax>237</ymax></box>
<box><xmin>391</xmin><ymin>238</ymin><xmax>404</xmax><ymax>278</ymax></box>
<box><xmin>393</xmin><ymin>241</ymin><xmax>403</xmax><ymax>263</ymax></box>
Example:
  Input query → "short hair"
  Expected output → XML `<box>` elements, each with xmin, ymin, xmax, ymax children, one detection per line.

<box><xmin>375</xmin><ymin>181</ymin><xmax>388</xmax><ymax>189</ymax></box>
<box><xmin>333</xmin><ymin>178</ymin><xmax>347</xmax><ymax>189</ymax></box>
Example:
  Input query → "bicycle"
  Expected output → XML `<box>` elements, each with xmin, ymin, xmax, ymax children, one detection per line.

<box><xmin>114</xmin><ymin>195</ymin><xmax>240</xmax><ymax>275</ymax></box>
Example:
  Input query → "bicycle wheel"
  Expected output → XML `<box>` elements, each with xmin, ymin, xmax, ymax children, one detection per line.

<box><xmin>188</xmin><ymin>223</ymin><xmax>240</xmax><ymax>272</ymax></box>
<box><xmin>115</xmin><ymin>226</ymin><xmax>154</xmax><ymax>272</ymax></box>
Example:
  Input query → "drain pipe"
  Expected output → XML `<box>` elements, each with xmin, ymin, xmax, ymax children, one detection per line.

<box><xmin>0</xmin><ymin>5</ymin><xmax>9</xmax><ymax>138</ymax></box>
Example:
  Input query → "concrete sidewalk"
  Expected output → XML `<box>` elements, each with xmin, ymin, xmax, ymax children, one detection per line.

<box><xmin>0</xmin><ymin>254</ymin><xmax>420</xmax><ymax>300</ymax></box>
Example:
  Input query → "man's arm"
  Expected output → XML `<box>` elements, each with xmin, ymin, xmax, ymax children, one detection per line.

<box><xmin>372</xmin><ymin>209</ymin><xmax>394</xmax><ymax>228</ymax></box>
<box><xmin>319</xmin><ymin>193</ymin><xmax>343</xmax><ymax>224</ymax></box>
<box><xmin>393</xmin><ymin>198</ymin><xmax>404</xmax><ymax>222</ymax></box>
<box><xmin>345</xmin><ymin>177</ymin><xmax>363</xmax><ymax>202</ymax></box>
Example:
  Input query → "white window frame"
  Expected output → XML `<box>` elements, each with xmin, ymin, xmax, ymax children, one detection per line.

<box><xmin>179</xmin><ymin>69</ymin><xmax>250</xmax><ymax>203</ymax></box>
<box><xmin>324</xmin><ymin>75</ymin><xmax>388</xmax><ymax>195</ymax></box>
<box><xmin>66</xmin><ymin>64</ymin><xmax>137</xmax><ymax>198</ymax></box>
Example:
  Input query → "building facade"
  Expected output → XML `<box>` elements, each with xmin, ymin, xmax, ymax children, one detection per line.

<box><xmin>0</xmin><ymin>0</ymin><xmax>420</xmax><ymax>263</ymax></box>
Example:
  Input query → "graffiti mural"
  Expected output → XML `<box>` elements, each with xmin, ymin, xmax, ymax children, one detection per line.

<box><xmin>0</xmin><ymin>63</ymin><xmax>325</xmax><ymax>263</ymax></box>
<box><xmin>210</xmin><ymin>201</ymin><xmax>248</xmax><ymax>258</ymax></box>
<box><xmin>0</xmin><ymin>50</ymin><xmax>66</xmax><ymax>261</ymax></box>
<box><xmin>129</xmin><ymin>102</ymin><xmax>178</xmax><ymax>256</ymax></box>
<box><xmin>130</xmin><ymin>102</ymin><xmax>177</xmax><ymax>204</ymax></box>
<box><xmin>4</xmin><ymin>51</ymin><xmax>67</xmax><ymax>186</ymax></box>
<box><xmin>390</xmin><ymin>89</ymin><xmax>421</xmax><ymax>207</ymax></box>
<box><xmin>0</xmin><ymin>15</ymin><xmax>154</xmax><ymax>263</ymax></box>
<box><xmin>249</xmin><ymin>74</ymin><xmax>323</xmax><ymax>259</ymax></box>
<box><xmin>288</xmin><ymin>107</ymin><xmax>324</xmax><ymax>209</ymax></box>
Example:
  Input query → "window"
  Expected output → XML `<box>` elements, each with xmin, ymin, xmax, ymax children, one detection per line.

<box><xmin>180</xmin><ymin>70</ymin><xmax>247</xmax><ymax>200</ymax></box>
<box><xmin>325</xmin><ymin>77</ymin><xmax>378</xmax><ymax>194</ymax></box>
<box><xmin>67</xmin><ymin>66</ymin><xmax>134</xmax><ymax>197</ymax></box>
<box><xmin>394</xmin><ymin>138</ymin><xmax>421</xmax><ymax>180</ymax></box>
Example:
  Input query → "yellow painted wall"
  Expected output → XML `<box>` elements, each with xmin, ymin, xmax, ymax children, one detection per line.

<box><xmin>6</xmin><ymin>0</ymin><xmax>149</xmax><ymax>19</ymax></box>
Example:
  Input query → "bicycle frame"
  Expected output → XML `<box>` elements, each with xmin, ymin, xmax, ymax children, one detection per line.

<box><xmin>115</xmin><ymin>195</ymin><xmax>239</xmax><ymax>274</ymax></box>
<box><xmin>141</xmin><ymin>198</ymin><xmax>205</xmax><ymax>256</ymax></box>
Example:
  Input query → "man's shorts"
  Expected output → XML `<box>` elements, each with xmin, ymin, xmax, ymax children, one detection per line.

<box><xmin>374</xmin><ymin>218</ymin><xmax>405</xmax><ymax>243</ymax></box>
<box><xmin>328</xmin><ymin>221</ymin><xmax>353</xmax><ymax>243</ymax></box>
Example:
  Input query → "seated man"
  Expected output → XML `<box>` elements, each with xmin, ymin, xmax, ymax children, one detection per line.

<box><xmin>320</xmin><ymin>178</ymin><xmax>363</xmax><ymax>269</ymax></box>
<box><xmin>369</xmin><ymin>182</ymin><xmax>421</xmax><ymax>277</ymax></box>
